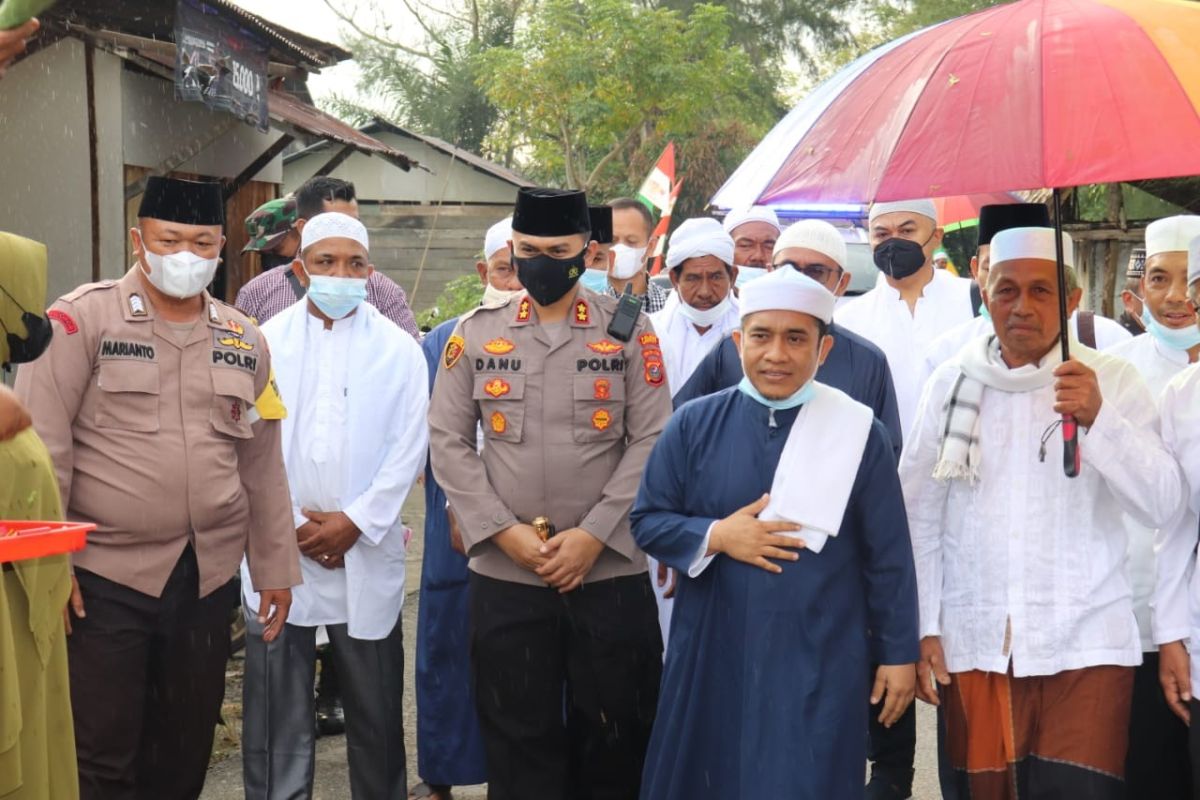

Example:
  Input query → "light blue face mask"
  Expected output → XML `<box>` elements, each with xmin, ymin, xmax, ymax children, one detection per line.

<box><xmin>578</xmin><ymin>268</ymin><xmax>610</xmax><ymax>294</ymax></box>
<box><xmin>979</xmin><ymin>299</ymin><xmax>992</xmax><ymax>323</ymax></box>
<box><xmin>737</xmin><ymin>375</ymin><xmax>816</xmax><ymax>410</ymax></box>
<box><xmin>306</xmin><ymin>271</ymin><xmax>368</xmax><ymax>320</ymax></box>
<box><xmin>1142</xmin><ymin>304</ymin><xmax>1200</xmax><ymax>350</ymax></box>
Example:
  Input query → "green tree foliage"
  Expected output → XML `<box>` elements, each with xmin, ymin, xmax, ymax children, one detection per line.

<box><xmin>478</xmin><ymin>0</ymin><xmax>776</xmax><ymax>211</ymax></box>
<box><xmin>417</xmin><ymin>273</ymin><xmax>485</xmax><ymax>330</ymax></box>
<box><xmin>324</xmin><ymin>0</ymin><xmax>523</xmax><ymax>156</ymax></box>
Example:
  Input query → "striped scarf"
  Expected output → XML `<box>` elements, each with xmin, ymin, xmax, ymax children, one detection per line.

<box><xmin>933</xmin><ymin>334</ymin><xmax>1063</xmax><ymax>483</ymax></box>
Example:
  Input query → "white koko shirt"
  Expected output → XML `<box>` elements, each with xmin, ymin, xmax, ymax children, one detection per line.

<box><xmin>900</xmin><ymin>340</ymin><xmax>1182</xmax><ymax>676</ymax></box>
<box><xmin>242</xmin><ymin>300</ymin><xmax>429</xmax><ymax>639</ymax></box>
<box><xmin>837</xmin><ymin>268</ymin><xmax>974</xmax><ymax>439</ymax></box>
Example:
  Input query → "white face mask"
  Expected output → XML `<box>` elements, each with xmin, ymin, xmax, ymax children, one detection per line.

<box><xmin>140</xmin><ymin>241</ymin><xmax>220</xmax><ymax>299</ymax></box>
<box><xmin>677</xmin><ymin>293</ymin><xmax>732</xmax><ymax>327</ymax></box>
<box><xmin>734</xmin><ymin>265</ymin><xmax>768</xmax><ymax>287</ymax></box>
<box><xmin>482</xmin><ymin>282</ymin><xmax>522</xmax><ymax>306</ymax></box>
<box><xmin>610</xmin><ymin>243</ymin><xmax>648</xmax><ymax>280</ymax></box>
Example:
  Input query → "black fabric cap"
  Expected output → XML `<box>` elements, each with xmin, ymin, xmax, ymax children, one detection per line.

<box><xmin>588</xmin><ymin>206</ymin><xmax>613</xmax><ymax>244</ymax></box>
<box><xmin>977</xmin><ymin>203</ymin><xmax>1050</xmax><ymax>248</ymax></box>
<box><xmin>512</xmin><ymin>187</ymin><xmax>591</xmax><ymax>237</ymax></box>
<box><xmin>137</xmin><ymin>176</ymin><xmax>225</xmax><ymax>226</ymax></box>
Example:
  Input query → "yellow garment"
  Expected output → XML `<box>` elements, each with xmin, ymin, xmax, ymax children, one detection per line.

<box><xmin>0</xmin><ymin>428</ymin><xmax>77</xmax><ymax>800</ymax></box>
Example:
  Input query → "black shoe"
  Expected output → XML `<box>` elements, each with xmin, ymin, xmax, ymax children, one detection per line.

<box><xmin>865</xmin><ymin>769</ymin><xmax>914</xmax><ymax>800</ymax></box>
<box><xmin>316</xmin><ymin>696</ymin><xmax>345</xmax><ymax>736</ymax></box>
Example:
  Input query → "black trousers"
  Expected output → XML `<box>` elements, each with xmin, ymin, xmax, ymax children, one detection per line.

<box><xmin>242</xmin><ymin>609</ymin><xmax>407</xmax><ymax>800</ymax></box>
<box><xmin>69</xmin><ymin>546</ymin><xmax>237</xmax><ymax>800</ymax></box>
<box><xmin>469</xmin><ymin>572</ymin><xmax>663</xmax><ymax>800</ymax></box>
<box><xmin>865</xmin><ymin>666</ymin><xmax>917</xmax><ymax>800</ymax></box>
<box><xmin>1126</xmin><ymin>653</ymin><xmax>1191</xmax><ymax>798</ymax></box>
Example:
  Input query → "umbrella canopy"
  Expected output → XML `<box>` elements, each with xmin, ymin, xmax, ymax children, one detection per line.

<box><xmin>713</xmin><ymin>0</ymin><xmax>1200</xmax><ymax>208</ymax></box>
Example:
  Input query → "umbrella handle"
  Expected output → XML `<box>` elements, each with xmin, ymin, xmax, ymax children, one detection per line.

<box><xmin>1062</xmin><ymin>414</ymin><xmax>1080</xmax><ymax>478</ymax></box>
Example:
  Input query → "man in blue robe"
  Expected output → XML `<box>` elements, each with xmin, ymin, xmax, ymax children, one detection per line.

<box><xmin>412</xmin><ymin>217</ymin><xmax>520</xmax><ymax>799</ymax></box>
<box><xmin>632</xmin><ymin>266</ymin><xmax>919</xmax><ymax>799</ymax></box>
<box><xmin>674</xmin><ymin>219</ymin><xmax>902</xmax><ymax>461</ymax></box>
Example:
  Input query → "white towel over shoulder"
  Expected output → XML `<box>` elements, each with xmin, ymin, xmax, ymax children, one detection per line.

<box><xmin>760</xmin><ymin>383</ymin><xmax>875</xmax><ymax>553</ymax></box>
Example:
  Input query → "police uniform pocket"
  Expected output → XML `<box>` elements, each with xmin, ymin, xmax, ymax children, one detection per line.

<box><xmin>95</xmin><ymin>361</ymin><xmax>161</xmax><ymax>432</ymax></box>
<box><xmin>572</xmin><ymin>373</ymin><xmax>625</xmax><ymax>443</ymax></box>
<box><xmin>472</xmin><ymin>374</ymin><xmax>526</xmax><ymax>444</ymax></box>
<box><xmin>210</xmin><ymin>369</ymin><xmax>256</xmax><ymax>439</ymax></box>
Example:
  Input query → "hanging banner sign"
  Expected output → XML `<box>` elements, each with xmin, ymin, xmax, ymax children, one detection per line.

<box><xmin>175</xmin><ymin>0</ymin><xmax>269</xmax><ymax>132</ymax></box>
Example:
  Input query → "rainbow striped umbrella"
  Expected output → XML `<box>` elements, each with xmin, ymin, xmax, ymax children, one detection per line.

<box><xmin>713</xmin><ymin>0</ymin><xmax>1200</xmax><ymax>208</ymax></box>
<box><xmin>715</xmin><ymin>0</ymin><xmax>1200</xmax><ymax>476</ymax></box>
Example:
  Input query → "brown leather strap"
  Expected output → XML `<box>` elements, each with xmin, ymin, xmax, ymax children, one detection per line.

<box><xmin>1078</xmin><ymin>310</ymin><xmax>1096</xmax><ymax>349</ymax></box>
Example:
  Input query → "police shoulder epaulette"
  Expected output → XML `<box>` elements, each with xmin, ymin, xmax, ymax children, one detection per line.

<box><xmin>61</xmin><ymin>279</ymin><xmax>117</xmax><ymax>304</ymax></box>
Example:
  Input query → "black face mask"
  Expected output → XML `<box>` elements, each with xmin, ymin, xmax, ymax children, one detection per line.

<box><xmin>513</xmin><ymin>247</ymin><xmax>587</xmax><ymax>306</ymax></box>
<box><xmin>873</xmin><ymin>235</ymin><xmax>933</xmax><ymax>280</ymax></box>
<box><xmin>261</xmin><ymin>250</ymin><xmax>295</xmax><ymax>270</ymax></box>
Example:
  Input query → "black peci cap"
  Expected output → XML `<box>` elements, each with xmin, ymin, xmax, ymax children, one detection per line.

<box><xmin>977</xmin><ymin>203</ymin><xmax>1050</xmax><ymax>249</ymax></box>
<box><xmin>588</xmin><ymin>205</ymin><xmax>613</xmax><ymax>244</ymax></box>
<box><xmin>137</xmin><ymin>176</ymin><xmax>225</xmax><ymax>226</ymax></box>
<box><xmin>512</xmin><ymin>187</ymin><xmax>591</xmax><ymax>237</ymax></box>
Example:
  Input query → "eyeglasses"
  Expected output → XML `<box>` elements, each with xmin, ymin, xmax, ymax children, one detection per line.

<box><xmin>775</xmin><ymin>260</ymin><xmax>843</xmax><ymax>285</ymax></box>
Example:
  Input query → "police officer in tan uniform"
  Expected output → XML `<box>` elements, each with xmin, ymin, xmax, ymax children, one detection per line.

<box><xmin>429</xmin><ymin>187</ymin><xmax>671</xmax><ymax>800</ymax></box>
<box><xmin>14</xmin><ymin>176</ymin><xmax>300</xmax><ymax>800</ymax></box>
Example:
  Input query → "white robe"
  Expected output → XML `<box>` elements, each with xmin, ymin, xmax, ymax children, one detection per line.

<box><xmin>1154</xmin><ymin>363</ymin><xmax>1200</xmax><ymax>682</ymax></box>
<box><xmin>836</xmin><ymin>269</ymin><xmax>974</xmax><ymax>439</ymax></box>
<box><xmin>902</xmin><ymin>339</ymin><xmax>1182</xmax><ymax>676</ymax></box>
<box><xmin>1107</xmin><ymin>334</ymin><xmax>1192</xmax><ymax>652</ymax></box>
<box><xmin>242</xmin><ymin>300</ymin><xmax>429</xmax><ymax>640</ymax></box>
<box><xmin>650</xmin><ymin>298</ymin><xmax>740</xmax><ymax>397</ymax></box>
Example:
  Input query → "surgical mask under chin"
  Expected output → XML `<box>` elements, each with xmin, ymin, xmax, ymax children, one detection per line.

<box><xmin>677</xmin><ymin>294</ymin><xmax>732</xmax><ymax>327</ymax></box>
<box><xmin>1142</xmin><ymin>305</ymin><xmax>1200</xmax><ymax>351</ymax></box>
<box><xmin>735</xmin><ymin>266</ymin><xmax>768</xmax><ymax>287</ymax></box>
<box><xmin>305</xmin><ymin>270</ymin><xmax>368</xmax><ymax>320</ymax></box>
<box><xmin>482</xmin><ymin>282</ymin><xmax>522</xmax><ymax>307</ymax></box>
<box><xmin>610</xmin><ymin>244</ymin><xmax>648</xmax><ymax>280</ymax></box>
<box><xmin>737</xmin><ymin>375</ymin><xmax>816</xmax><ymax>410</ymax></box>
<box><xmin>578</xmin><ymin>268</ymin><xmax>610</xmax><ymax>295</ymax></box>
<box><xmin>873</xmin><ymin>235</ymin><xmax>932</xmax><ymax>280</ymax></box>
<box><xmin>141</xmin><ymin>244</ymin><xmax>220</xmax><ymax>299</ymax></box>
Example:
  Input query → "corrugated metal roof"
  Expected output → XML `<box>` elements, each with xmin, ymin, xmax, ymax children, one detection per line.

<box><xmin>268</xmin><ymin>91</ymin><xmax>416</xmax><ymax>170</ymax></box>
<box><xmin>367</xmin><ymin>118</ymin><xmax>531</xmax><ymax>187</ymax></box>
<box><xmin>46</xmin><ymin>0</ymin><xmax>348</xmax><ymax>70</ymax></box>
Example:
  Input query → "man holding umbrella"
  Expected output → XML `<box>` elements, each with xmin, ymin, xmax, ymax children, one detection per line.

<box><xmin>901</xmin><ymin>226</ymin><xmax>1182</xmax><ymax>799</ymax></box>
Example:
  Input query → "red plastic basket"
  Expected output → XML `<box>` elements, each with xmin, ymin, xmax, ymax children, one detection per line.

<box><xmin>0</xmin><ymin>520</ymin><xmax>93</xmax><ymax>563</ymax></box>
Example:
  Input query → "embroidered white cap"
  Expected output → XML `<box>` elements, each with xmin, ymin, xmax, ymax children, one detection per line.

<box><xmin>773</xmin><ymin>219</ymin><xmax>847</xmax><ymax>268</ymax></box>
<box><xmin>666</xmin><ymin>217</ymin><xmax>735</xmax><ymax>269</ymax></box>
<box><xmin>1145</xmin><ymin>215</ymin><xmax>1200</xmax><ymax>258</ymax></box>
<box><xmin>990</xmin><ymin>226</ymin><xmax>1074</xmax><ymax>266</ymax></box>
<box><xmin>484</xmin><ymin>216</ymin><xmax>513</xmax><ymax>260</ymax></box>
<box><xmin>739</xmin><ymin>264</ymin><xmax>836</xmax><ymax>324</ymax></box>
<box><xmin>868</xmin><ymin>198</ymin><xmax>938</xmax><ymax>226</ymax></box>
<box><xmin>301</xmin><ymin>212</ymin><xmax>370</xmax><ymax>252</ymax></box>
<box><xmin>722</xmin><ymin>205</ymin><xmax>781</xmax><ymax>236</ymax></box>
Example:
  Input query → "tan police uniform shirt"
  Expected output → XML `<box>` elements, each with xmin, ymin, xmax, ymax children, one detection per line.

<box><xmin>14</xmin><ymin>267</ymin><xmax>301</xmax><ymax>599</ymax></box>
<box><xmin>428</xmin><ymin>286</ymin><xmax>672</xmax><ymax>587</ymax></box>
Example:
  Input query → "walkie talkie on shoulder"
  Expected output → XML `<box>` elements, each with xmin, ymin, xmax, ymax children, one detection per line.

<box><xmin>606</xmin><ymin>284</ymin><xmax>642</xmax><ymax>342</ymax></box>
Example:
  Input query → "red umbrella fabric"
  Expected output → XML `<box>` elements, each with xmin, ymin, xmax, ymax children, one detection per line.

<box><xmin>759</xmin><ymin>0</ymin><xmax>1200</xmax><ymax>205</ymax></box>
